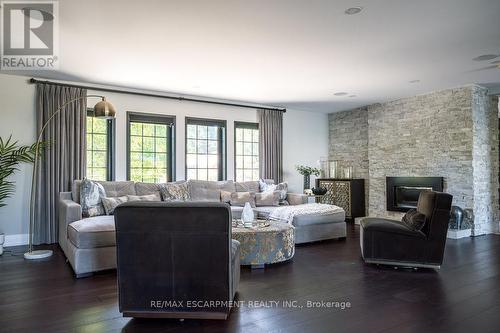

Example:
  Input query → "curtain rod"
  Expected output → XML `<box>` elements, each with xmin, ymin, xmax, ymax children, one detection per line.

<box><xmin>29</xmin><ymin>78</ymin><xmax>286</xmax><ymax>112</ymax></box>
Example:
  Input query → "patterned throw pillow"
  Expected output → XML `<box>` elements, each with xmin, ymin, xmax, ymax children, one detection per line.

<box><xmin>275</xmin><ymin>182</ymin><xmax>288</xmax><ymax>202</ymax></box>
<box><xmin>259</xmin><ymin>179</ymin><xmax>287</xmax><ymax>204</ymax></box>
<box><xmin>402</xmin><ymin>209</ymin><xmax>427</xmax><ymax>231</ymax></box>
<box><xmin>259</xmin><ymin>179</ymin><xmax>277</xmax><ymax>193</ymax></box>
<box><xmin>255</xmin><ymin>191</ymin><xmax>280</xmax><ymax>207</ymax></box>
<box><xmin>127</xmin><ymin>194</ymin><xmax>161</xmax><ymax>202</ymax></box>
<box><xmin>160</xmin><ymin>182</ymin><xmax>190</xmax><ymax>201</ymax></box>
<box><xmin>101</xmin><ymin>196</ymin><xmax>129</xmax><ymax>215</ymax></box>
<box><xmin>80</xmin><ymin>178</ymin><xmax>106</xmax><ymax>217</ymax></box>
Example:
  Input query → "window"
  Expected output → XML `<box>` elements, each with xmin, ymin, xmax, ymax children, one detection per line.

<box><xmin>127</xmin><ymin>113</ymin><xmax>175</xmax><ymax>183</ymax></box>
<box><xmin>186</xmin><ymin>118</ymin><xmax>226</xmax><ymax>181</ymax></box>
<box><xmin>86</xmin><ymin>111</ymin><xmax>114</xmax><ymax>181</ymax></box>
<box><xmin>235</xmin><ymin>122</ymin><xmax>259</xmax><ymax>181</ymax></box>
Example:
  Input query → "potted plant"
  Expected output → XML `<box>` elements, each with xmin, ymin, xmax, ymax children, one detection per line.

<box><xmin>295</xmin><ymin>165</ymin><xmax>321</xmax><ymax>191</ymax></box>
<box><xmin>0</xmin><ymin>136</ymin><xmax>43</xmax><ymax>254</ymax></box>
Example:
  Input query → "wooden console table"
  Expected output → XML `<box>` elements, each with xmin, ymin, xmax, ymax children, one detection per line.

<box><xmin>315</xmin><ymin>178</ymin><xmax>365</xmax><ymax>220</ymax></box>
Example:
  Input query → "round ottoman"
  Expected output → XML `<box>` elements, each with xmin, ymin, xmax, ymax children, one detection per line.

<box><xmin>232</xmin><ymin>220</ymin><xmax>295</xmax><ymax>268</ymax></box>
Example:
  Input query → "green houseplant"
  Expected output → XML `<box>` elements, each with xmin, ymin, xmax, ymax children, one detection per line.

<box><xmin>296</xmin><ymin>165</ymin><xmax>321</xmax><ymax>191</ymax></box>
<box><xmin>0</xmin><ymin>136</ymin><xmax>43</xmax><ymax>209</ymax></box>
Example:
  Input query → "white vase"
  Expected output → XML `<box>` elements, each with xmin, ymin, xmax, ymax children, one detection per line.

<box><xmin>241</xmin><ymin>202</ymin><xmax>254</xmax><ymax>226</ymax></box>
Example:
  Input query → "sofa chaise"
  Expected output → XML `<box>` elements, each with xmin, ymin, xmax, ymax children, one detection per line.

<box><xmin>59</xmin><ymin>179</ymin><xmax>346</xmax><ymax>277</ymax></box>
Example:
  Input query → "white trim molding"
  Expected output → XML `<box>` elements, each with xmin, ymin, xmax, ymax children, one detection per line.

<box><xmin>4</xmin><ymin>234</ymin><xmax>29</xmax><ymax>247</ymax></box>
<box><xmin>447</xmin><ymin>229</ymin><xmax>472</xmax><ymax>239</ymax></box>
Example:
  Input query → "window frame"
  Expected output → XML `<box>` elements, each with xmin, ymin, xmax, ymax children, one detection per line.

<box><xmin>86</xmin><ymin>109</ymin><xmax>115</xmax><ymax>181</ymax></box>
<box><xmin>234</xmin><ymin>121</ymin><xmax>259</xmax><ymax>182</ymax></box>
<box><xmin>185</xmin><ymin>117</ymin><xmax>227</xmax><ymax>181</ymax></box>
<box><xmin>126</xmin><ymin>112</ymin><xmax>176</xmax><ymax>183</ymax></box>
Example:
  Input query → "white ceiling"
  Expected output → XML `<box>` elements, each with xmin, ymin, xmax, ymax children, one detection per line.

<box><xmin>4</xmin><ymin>0</ymin><xmax>500</xmax><ymax>113</ymax></box>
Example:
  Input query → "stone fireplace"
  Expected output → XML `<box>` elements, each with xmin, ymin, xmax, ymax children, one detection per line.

<box><xmin>328</xmin><ymin>86</ymin><xmax>499</xmax><ymax>236</ymax></box>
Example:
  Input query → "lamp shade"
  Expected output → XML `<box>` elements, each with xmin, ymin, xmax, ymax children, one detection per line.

<box><xmin>93</xmin><ymin>97</ymin><xmax>116</xmax><ymax>119</ymax></box>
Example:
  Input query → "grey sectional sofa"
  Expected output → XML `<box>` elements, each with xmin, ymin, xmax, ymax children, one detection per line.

<box><xmin>59</xmin><ymin>179</ymin><xmax>346</xmax><ymax>277</ymax></box>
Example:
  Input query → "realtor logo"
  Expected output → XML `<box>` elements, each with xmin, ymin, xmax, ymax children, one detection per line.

<box><xmin>1</xmin><ymin>0</ymin><xmax>59</xmax><ymax>70</ymax></box>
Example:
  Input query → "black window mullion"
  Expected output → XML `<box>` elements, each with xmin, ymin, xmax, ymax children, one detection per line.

<box><xmin>218</xmin><ymin>127</ymin><xmax>223</xmax><ymax>181</ymax></box>
<box><xmin>167</xmin><ymin>125</ymin><xmax>173</xmax><ymax>182</ymax></box>
<box><xmin>106</xmin><ymin>119</ymin><xmax>115</xmax><ymax>181</ymax></box>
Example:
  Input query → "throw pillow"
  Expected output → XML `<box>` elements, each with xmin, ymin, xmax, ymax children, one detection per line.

<box><xmin>220</xmin><ymin>190</ymin><xmax>232</xmax><ymax>204</ymax></box>
<box><xmin>160</xmin><ymin>182</ymin><xmax>190</xmax><ymax>201</ymax></box>
<box><xmin>402</xmin><ymin>209</ymin><xmax>427</xmax><ymax>231</ymax></box>
<box><xmin>80</xmin><ymin>178</ymin><xmax>106</xmax><ymax>217</ymax></box>
<box><xmin>275</xmin><ymin>182</ymin><xmax>288</xmax><ymax>203</ymax></box>
<box><xmin>127</xmin><ymin>193</ymin><xmax>161</xmax><ymax>202</ymax></box>
<box><xmin>230</xmin><ymin>191</ymin><xmax>256</xmax><ymax>208</ymax></box>
<box><xmin>259</xmin><ymin>179</ymin><xmax>276</xmax><ymax>193</ymax></box>
<box><xmin>102</xmin><ymin>196</ymin><xmax>129</xmax><ymax>215</ymax></box>
<box><xmin>255</xmin><ymin>191</ymin><xmax>280</xmax><ymax>207</ymax></box>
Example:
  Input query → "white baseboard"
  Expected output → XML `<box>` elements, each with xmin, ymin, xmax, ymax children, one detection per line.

<box><xmin>4</xmin><ymin>234</ymin><xmax>28</xmax><ymax>247</ymax></box>
<box><xmin>447</xmin><ymin>229</ymin><xmax>471</xmax><ymax>239</ymax></box>
<box><xmin>354</xmin><ymin>217</ymin><xmax>364</xmax><ymax>225</ymax></box>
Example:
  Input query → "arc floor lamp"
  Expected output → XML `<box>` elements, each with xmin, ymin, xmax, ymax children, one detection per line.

<box><xmin>24</xmin><ymin>95</ymin><xmax>116</xmax><ymax>260</ymax></box>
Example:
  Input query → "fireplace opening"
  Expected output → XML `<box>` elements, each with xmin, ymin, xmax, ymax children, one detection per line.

<box><xmin>386</xmin><ymin>177</ymin><xmax>443</xmax><ymax>212</ymax></box>
<box><xmin>395</xmin><ymin>186</ymin><xmax>433</xmax><ymax>209</ymax></box>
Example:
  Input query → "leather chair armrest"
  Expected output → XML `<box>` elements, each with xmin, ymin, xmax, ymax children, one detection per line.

<box><xmin>360</xmin><ymin>217</ymin><xmax>426</xmax><ymax>239</ymax></box>
<box><xmin>287</xmin><ymin>193</ymin><xmax>307</xmax><ymax>205</ymax></box>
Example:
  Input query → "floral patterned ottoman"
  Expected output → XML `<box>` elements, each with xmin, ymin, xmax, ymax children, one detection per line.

<box><xmin>232</xmin><ymin>220</ymin><xmax>295</xmax><ymax>268</ymax></box>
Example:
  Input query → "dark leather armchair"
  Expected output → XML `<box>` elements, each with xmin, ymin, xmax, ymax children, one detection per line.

<box><xmin>360</xmin><ymin>191</ymin><xmax>452</xmax><ymax>269</ymax></box>
<box><xmin>114</xmin><ymin>202</ymin><xmax>240</xmax><ymax>320</ymax></box>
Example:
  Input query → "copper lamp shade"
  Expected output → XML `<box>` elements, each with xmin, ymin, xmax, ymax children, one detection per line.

<box><xmin>93</xmin><ymin>97</ymin><xmax>116</xmax><ymax>119</ymax></box>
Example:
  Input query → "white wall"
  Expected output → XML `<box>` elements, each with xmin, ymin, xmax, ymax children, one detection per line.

<box><xmin>0</xmin><ymin>73</ymin><xmax>328</xmax><ymax>244</ymax></box>
<box><xmin>283</xmin><ymin>109</ymin><xmax>329</xmax><ymax>192</ymax></box>
<box><xmin>0</xmin><ymin>74</ymin><xmax>36</xmax><ymax>245</ymax></box>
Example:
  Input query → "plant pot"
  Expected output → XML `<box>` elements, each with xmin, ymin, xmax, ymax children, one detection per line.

<box><xmin>303</xmin><ymin>175</ymin><xmax>311</xmax><ymax>191</ymax></box>
<box><xmin>311</xmin><ymin>187</ymin><xmax>327</xmax><ymax>195</ymax></box>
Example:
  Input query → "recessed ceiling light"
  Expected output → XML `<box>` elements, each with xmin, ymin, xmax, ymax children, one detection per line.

<box><xmin>348</xmin><ymin>95</ymin><xmax>357</xmax><ymax>98</ymax></box>
<box><xmin>334</xmin><ymin>92</ymin><xmax>348</xmax><ymax>96</ymax></box>
<box><xmin>409</xmin><ymin>79</ymin><xmax>420</xmax><ymax>83</ymax></box>
<box><xmin>472</xmin><ymin>54</ymin><xmax>498</xmax><ymax>61</ymax></box>
<box><xmin>345</xmin><ymin>7</ymin><xmax>363</xmax><ymax>15</ymax></box>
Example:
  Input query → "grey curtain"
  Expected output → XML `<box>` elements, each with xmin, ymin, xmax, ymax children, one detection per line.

<box><xmin>34</xmin><ymin>83</ymin><xmax>87</xmax><ymax>244</ymax></box>
<box><xmin>258</xmin><ymin>109</ymin><xmax>284</xmax><ymax>183</ymax></box>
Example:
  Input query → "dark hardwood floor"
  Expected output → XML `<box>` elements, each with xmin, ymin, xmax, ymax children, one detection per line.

<box><xmin>1</xmin><ymin>224</ymin><xmax>500</xmax><ymax>333</ymax></box>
